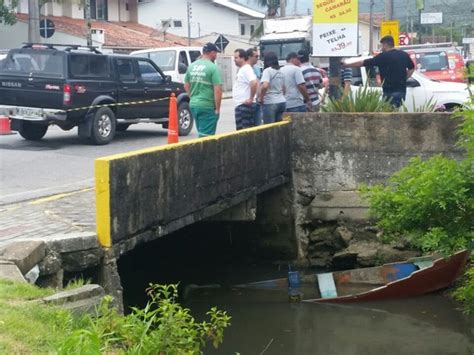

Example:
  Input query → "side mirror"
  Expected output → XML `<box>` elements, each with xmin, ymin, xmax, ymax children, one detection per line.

<box><xmin>406</xmin><ymin>77</ymin><xmax>420</xmax><ymax>88</ymax></box>
<box><xmin>178</xmin><ymin>63</ymin><xmax>187</xmax><ymax>74</ymax></box>
<box><xmin>165</xmin><ymin>75</ymin><xmax>172</xmax><ymax>83</ymax></box>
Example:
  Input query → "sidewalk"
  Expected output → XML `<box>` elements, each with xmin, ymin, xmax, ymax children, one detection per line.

<box><xmin>0</xmin><ymin>188</ymin><xmax>96</xmax><ymax>247</ymax></box>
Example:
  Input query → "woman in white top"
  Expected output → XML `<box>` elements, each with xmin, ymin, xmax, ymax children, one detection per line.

<box><xmin>258</xmin><ymin>51</ymin><xmax>286</xmax><ymax>124</ymax></box>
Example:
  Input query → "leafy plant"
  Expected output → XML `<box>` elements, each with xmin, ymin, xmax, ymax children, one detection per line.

<box><xmin>0</xmin><ymin>0</ymin><xmax>18</xmax><ymax>25</ymax></box>
<box><xmin>322</xmin><ymin>84</ymin><xmax>395</xmax><ymax>112</ymax></box>
<box><xmin>453</xmin><ymin>267</ymin><xmax>474</xmax><ymax>315</ymax></box>
<box><xmin>360</xmin><ymin>93</ymin><xmax>474</xmax><ymax>313</ymax></box>
<box><xmin>399</xmin><ymin>95</ymin><xmax>439</xmax><ymax>113</ymax></box>
<box><xmin>58</xmin><ymin>284</ymin><xmax>231</xmax><ymax>354</ymax></box>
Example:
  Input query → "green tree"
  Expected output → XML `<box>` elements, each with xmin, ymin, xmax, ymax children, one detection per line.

<box><xmin>0</xmin><ymin>0</ymin><xmax>18</xmax><ymax>25</ymax></box>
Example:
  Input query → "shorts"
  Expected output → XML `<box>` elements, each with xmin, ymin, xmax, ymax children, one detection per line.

<box><xmin>190</xmin><ymin>106</ymin><xmax>219</xmax><ymax>137</ymax></box>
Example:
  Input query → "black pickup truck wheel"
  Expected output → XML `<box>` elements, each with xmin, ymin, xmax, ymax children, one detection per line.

<box><xmin>89</xmin><ymin>107</ymin><xmax>116</xmax><ymax>145</ymax></box>
<box><xmin>178</xmin><ymin>102</ymin><xmax>193</xmax><ymax>136</ymax></box>
<box><xmin>18</xmin><ymin>122</ymin><xmax>48</xmax><ymax>141</ymax></box>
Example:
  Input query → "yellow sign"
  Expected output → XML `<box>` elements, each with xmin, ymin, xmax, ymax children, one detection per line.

<box><xmin>380</xmin><ymin>20</ymin><xmax>400</xmax><ymax>46</ymax></box>
<box><xmin>313</xmin><ymin>0</ymin><xmax>358</xmax><ymax>23</ymax></box>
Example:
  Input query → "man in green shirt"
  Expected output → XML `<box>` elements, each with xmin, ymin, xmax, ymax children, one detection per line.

<box><xmin>184</xmin><ymin>43</ymin><xmax>223</xmax><ymax>137</ymax></box>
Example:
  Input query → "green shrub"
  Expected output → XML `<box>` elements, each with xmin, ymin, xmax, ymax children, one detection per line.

<box><xmin>322</xmin><ymin>84</ymin><xmax>394</xmax><ymax>112</ymax></box>
<box><xmin>453</xmin><ymin>266</ymin><xmax>474</xmax><ymax>315</ymax></box>
<box><xmin>58</xmin><ymin>284</ymin><xmax>231</xmax><ymax>354</ymax></box>
<box><xmin>360</xmin><ymin>93</ymin><xmax>474</xmax><ymax>313</ymax></box>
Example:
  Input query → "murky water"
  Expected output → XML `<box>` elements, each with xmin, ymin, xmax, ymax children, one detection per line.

<box><xmin>119</xmin><ymin>225</ymin><xmax>473</xmax><ymax>355</ymax></box>
<box><xmin>189</xmin><ymin>290</ymin><xmax>473</xmax><ymax>355</ymax></box>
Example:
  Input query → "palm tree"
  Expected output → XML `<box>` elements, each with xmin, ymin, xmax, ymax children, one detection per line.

<box><xmin>249</xmin><ymin>1</ymin><xmax>281</xmax><ymax>40</ymax></box>
<box><xmin>251</xmin><ymin>0</ymin><xmax>280</xmax><ymax>17</ymax></box>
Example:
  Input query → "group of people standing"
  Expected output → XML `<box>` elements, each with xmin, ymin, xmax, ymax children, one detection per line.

<box><xmin>183</xmin><ymin>42</ymin><xmax>326</xmax><ymax>137</ymax></box>
<box><xmin>232</xmin><ymin>48</ymin><xmax>325</xmax><ymax>131</ymax></box>
<box><xmin>184</xmin><ymin>35</ymin><xmax>414</xmax><ymax>138</ymax></box>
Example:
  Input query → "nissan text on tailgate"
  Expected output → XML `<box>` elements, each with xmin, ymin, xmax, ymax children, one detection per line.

<box><xmin>0</xmin><ymin>44</ymin><xmax>193</xmax><ymax>145</ymax></box>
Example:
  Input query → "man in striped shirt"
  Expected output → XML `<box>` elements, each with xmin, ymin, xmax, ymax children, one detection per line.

<box><xmin>297</xmin><ymin>50</ymin><xmax>322</xmax><ymax>112</ymax></box>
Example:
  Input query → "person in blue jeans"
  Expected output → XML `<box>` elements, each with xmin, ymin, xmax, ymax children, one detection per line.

<box><xmin>258</xmin><ymin>51</ymin><xmax>286</xmax><ymax>124</ymax></box>
<box><xmin>343</xmin><ymin>35</ymin><xmax>415</xmax><ymax>108</ymax></box>
<box><xmin>247</xmin><ymin>47</ymin><xmax>263</xmax><ymax>126</ymax></box>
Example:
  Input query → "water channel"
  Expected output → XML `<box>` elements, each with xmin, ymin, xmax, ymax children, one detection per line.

<box><xmin>118</xmin><ymin>223</ymin><xmax>473</xmax><ymax>355</ymax></box>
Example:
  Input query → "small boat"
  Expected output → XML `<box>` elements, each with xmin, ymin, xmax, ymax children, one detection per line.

<box><xmin>233</xmin><ymin>250</ymin><xmax>470</xmax><ymax>304</ymax></box>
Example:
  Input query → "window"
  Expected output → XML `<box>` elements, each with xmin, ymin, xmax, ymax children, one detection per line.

<box><xmin>416</xmin><ymin>51</ymin><xmax>449</xmax><ymax>72</ymax></box>
<box><xmin>138</xmin><ymin>61</ymin><xmax>162</xmax><ymax>83</ymax></box>
<box><xmin>179</xmin><ymin>51</ymin><xmax>189</xmax><ymax>67</ymax></box>
<box><xmin>189</xmin><ymin>50</ymin><xmax>201</xmax><ymax>62</ymax></box>
<box><xmin>117</xmin><ymin>59</ymin><xmax>136</xmax><ymax>82</ymax></box>
<box><xmin>250</xmin><ymin>25</ymin><xmax>255</xmax><ymax>35</ymax></box>
<box><xmin>86</xmin><ymin>0</ymin><xmax>108</xmax><ymax>20</ymax></box>
<box><xmin>69</xmin><ymin>54</ymin><xmax>109</xmax><ymax>78</ymax></box>
<box><xmin>149</xmin><ymin>50</ymin><xmax>176</xmax><ymax>71</ymax></box>
<box><xmin>240</xmin><ymin>24</ymin><xmax>245</xmax><ymax>36</ymax></box>
<box><xmin>173</xmin><ymin>20</ymin><xmax>183</xmax><ymax>28</ymax></box>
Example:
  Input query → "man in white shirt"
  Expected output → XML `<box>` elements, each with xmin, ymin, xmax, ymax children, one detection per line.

<box><xmin>233</xmin><ymin>48</ymin><xmax>258</xmax><ymax>130</ymax></box>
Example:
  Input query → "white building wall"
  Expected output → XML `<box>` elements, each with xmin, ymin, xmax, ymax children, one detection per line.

<box><xmin>108</xmin><ymin>0</ymin><xmax>119</xmax><ymax>21</ymax></box>
<box><xmin>359</xmin><ymin>22</ymin><xmax>380</xmax><ymax>54</ymax></box>
<box><xmin>138</xmin><ymin>0</ymin><xmax>240</xmax><ymax>38</ymax></box>
<box><xmin>239</xmin><ymin>16</ymin><xmax>261</xmax><ymax>38</ymax></box>
<box><xmin>0</xmin><ymin>22</ymin><xmax>101</xmax><ymax>49</ymax></box>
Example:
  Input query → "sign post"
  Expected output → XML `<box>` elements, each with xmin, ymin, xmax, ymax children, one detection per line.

<box><xmin>312</xmin><ymin>0</ymin><xmax>359</xmax><ymax>99</ymax></box>
<box><xmin>215</xmin><ymin>34</ymin><xmax>229</xmax><ymax>53</ymax></box>
<box><xmin>380</xmin><ymin>20</ymin><xmax>400</xmax><ymax>46</ymax></box>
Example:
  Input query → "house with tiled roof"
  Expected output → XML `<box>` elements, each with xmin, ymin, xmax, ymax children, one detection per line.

<box><xmin>138</xmin><ymin>0</ymin><xmax>264</xmax><ymax>40</ymax></box>
<box><xmin>0</xmin><ymin>0</ymin><xmax>201</xmax><ymax>51</ymax></box>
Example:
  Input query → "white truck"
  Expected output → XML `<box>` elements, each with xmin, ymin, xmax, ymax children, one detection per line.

<box><xmin>349</xmin><ymin>57</ymin><xmax>472</xmax><ymax>112</ymax></box>
<box><xmin>131</xmin><ymin>47</ymin><xmax>202</xmax><ymax>83</ymax></box>
<box><xmin>259</xmin><ymin>16</ymin><xmax>312</xmax><ymax>66</ymax></box>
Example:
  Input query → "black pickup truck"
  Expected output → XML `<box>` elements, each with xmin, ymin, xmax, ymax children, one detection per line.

<box><xmin>0</xmin><ymin>44</ymin><xmax>193</xmax><ymax>144</ymax></box>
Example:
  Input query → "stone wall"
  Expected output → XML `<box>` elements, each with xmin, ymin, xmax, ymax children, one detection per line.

<box><xmin>289</xmin><ymin>112</ymin><xmax>464</xmax><ymax>263</ymax></box>
<box><xmin>96</xmin><ymin>122</ymin><xmax>292</xmax><ymax>253</ymax></box>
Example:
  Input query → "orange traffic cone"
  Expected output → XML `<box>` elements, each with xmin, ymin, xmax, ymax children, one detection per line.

<box><xmin>167</xmin><ymin>93</ymin><xmax>179</xmax><ymax>144</ymax></box>
<box><xmin>0</xmin><ymin>116</ymin><xmax>15</xmax><ymax>135</ymax></box>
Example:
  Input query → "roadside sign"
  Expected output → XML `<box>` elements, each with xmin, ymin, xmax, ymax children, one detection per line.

<box><xmin>215</xmin><ymin>34</ymin><xmax>229</xmax><ymax>53</ymax></box>
<box><xmin>420</xmin><ymin>12</ymin><xmax>443</xmax><ymax>25</ymax></box>
<box><xmin>39</xmin><ymin>19</ymin><xmax>55</xmax><ymax>39</ymax></box>
<box><xmin>399</xmin><ymin>32</ymin><xmax>410</xmax><ymax>45</ymax></box>
<box><xmin>380</xmin><ymin>20</ymin><xmax>399</xmax><ymax>46</ymax></box>
<box><xmin>312</xmin><ymin>0</ymin><xmax>359</xmax><ymax>57</ymax></box>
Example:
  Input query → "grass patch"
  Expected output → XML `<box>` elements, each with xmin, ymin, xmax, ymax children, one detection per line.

<box><xmin>0</xmin><ymin>279</ymin><xmax>74</xmax><ymax>353</ymax></box>
<box><xmin>0</xmin><ymin>278</ymin><xmax>55</xmax><ymax>300</ymax></box>
<box><xmin>0</xmin><ymin>279</ymin><xmax>231</xmax><ymax>353</ymax></box>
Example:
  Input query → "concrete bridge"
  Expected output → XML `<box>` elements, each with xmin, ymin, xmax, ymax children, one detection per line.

<box><xmin>0</xmin><ymin>112</ymin><xmax>463</xmax><ymax>311</ymax></box>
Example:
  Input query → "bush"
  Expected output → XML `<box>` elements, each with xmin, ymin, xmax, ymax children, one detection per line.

<box><xmin>322</xmin><ymin>84</ymin><xmax>395</xmax><ymax>112</ymax></box>
<box><xmin>58</xmin><ymin>284</ymin><xmax>231</xmax><ymax>354</ymax></box>
<box><xmin>360</xmin><ymin>93</ymin><xmax>474</xmax><ymax>313</ymax></box>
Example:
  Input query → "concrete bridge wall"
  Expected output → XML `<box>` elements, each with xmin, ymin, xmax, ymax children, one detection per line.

<box><xmin>290</xmin><ymin>112</ymin><xmax>464</xmax><ymax>258</ymax></box>
<box><xmin>95</xmin><ymin>122</ymin><xmax>291</xmax><ymax>253</ymax></box>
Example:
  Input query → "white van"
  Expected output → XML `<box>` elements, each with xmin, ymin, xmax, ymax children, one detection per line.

<box><xmin>131</xmin><ymin>47</ymin><xmax>202</xmax><ymax>83</ymax></box>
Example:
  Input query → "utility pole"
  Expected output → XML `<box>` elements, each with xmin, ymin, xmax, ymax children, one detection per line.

<box><xmin>405</xmin><ymin>0</ymin><xmax>409</xmax><ymax>32</ymax></box>
<box><xmin>280</xmin><ymin>0</ymin><xmax>286</xmax><ymax>17</ymax></box>
<box><xmin>85</xmin><ymin>0</ymin><xmax>92</xmax><ymax>46</ymax></box>
<box><xmin>187</xmin><ymin>1</ymin><xmax>192</xmax><ymax>46</ymax></box>
<box><xmin>385</xmin><ymin>0</ymin><xmax>393</xmax><ymax>20</ymax></box>
<box><xmin>28</xmin><ymin>0</ymin><xmax>40</xmax><ymax>43</ymax></box>
<box><xmin>369</xmin><ymin>0</ymin><xmax>374</xmax><ymax>53</ymax></box>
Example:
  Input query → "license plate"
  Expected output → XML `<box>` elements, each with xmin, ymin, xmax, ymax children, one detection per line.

<box><xmin>16</xmin><ymin>107</ymin><xmax>44</xmax><ymax>120</ymax></box>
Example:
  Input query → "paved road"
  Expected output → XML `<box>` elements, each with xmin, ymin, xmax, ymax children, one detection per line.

<box><xmin>0</xmin><ymin>99</ymin><xmax>237</xmax><ymax>205</ymax></box>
